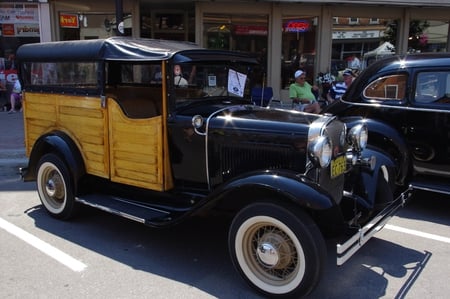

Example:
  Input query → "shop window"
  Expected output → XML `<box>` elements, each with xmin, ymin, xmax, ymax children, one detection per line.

<box><xmin>409</xmin><ymin>20</ymin><xmax>448</xmax><ymax>53</ymax></box>
<box><xmin>140</xmin><ymin>7</ymin><xmax>195</xmax><ymax>42</ymax></box>
<box><xmin>332</xmin><ymin>15</ymin><xmax>394</xmax><ymax>70</ymax></box>
<box><xmin>349</xmin><ymin>18</ymin><xmax>359</xmax><ymax>25</ymax></box>
<box><xmin>281</xmin><ymin>16</ymin><xmax>318</xmax><ymax>89</ymax></box>
<box><xmin>59</xmin><ymin>12</ymin><xmax>132</xmax><ymax>40</ymax></box>
<box><xmin>203</xmin><ymin>13</ymin><xmax>268</xmax><ymax>84</ymax></box>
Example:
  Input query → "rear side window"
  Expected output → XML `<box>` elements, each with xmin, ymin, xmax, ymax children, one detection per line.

<box><xmin>21</xmin><ymin>61</ymin><xmax>100</xmax><ymax>95</ymax></box>
<box><xmin>28</xmin><ymin>62</ymin><xmax>98</xmax><ymax>87</ymax></box>
<box><xmin>363</xmin><ymin>74</ymin><xmax>407</xmax><ymax>101</ymax></box>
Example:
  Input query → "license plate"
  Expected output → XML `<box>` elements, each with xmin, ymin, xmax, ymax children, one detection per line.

<box><xmin>331</xmin><ymin>155</ymin><xmax>346</xmax><ymax>178</ymax></box>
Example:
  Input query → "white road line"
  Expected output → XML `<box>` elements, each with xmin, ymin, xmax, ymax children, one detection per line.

<box><xmin>0</xmin><ymin>217</ymin><xmax>87</xmax><ymax>272</ymax></box>
<box><xmin>385</xmin><ymin>224</ymin><xmax>450</xmax><ymax>244</ymax></box>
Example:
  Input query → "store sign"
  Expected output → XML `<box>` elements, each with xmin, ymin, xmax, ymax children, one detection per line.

<box><xmin>284</xmin><ymin>20</ymin><xmax>310</xmax><ymax>33</ymax></box>
<box><xmin>60</xmin><ymin>13</ymin><xmax>79</xmax><ymax>28</ymax></box>
<box><xmin>0</xmin><ymin>5</ymin><xmax>40</xmax><ymax>24</ymax></box>
<box><xmin>234</xmin><ymin>25</ymin><xmax>268</xmax><ymax>36</ymax></box>
<box><xmin>332</xmin><ymin>30</ymin><xmax>382</xmax><ymax>39</ymax></box>
<box><xmin>2</xmin><ymin>23</ymin><xmax>15</xmax><ymax>36</ymax></box>
<box><xmin>16</xmin><ymin>23</ymin><xmax>40</xmax><ymax>37</ymax></box>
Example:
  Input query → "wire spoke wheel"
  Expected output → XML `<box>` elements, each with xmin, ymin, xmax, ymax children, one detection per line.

<box><xmin>37</xmin><ymin>153</ymin><xmax>78</xmax><ymax>219</ymax></box>
<box><xmin>229</xmin><ymin>202</ymin><xmax>326</xmax><ymax>298</ymax></box>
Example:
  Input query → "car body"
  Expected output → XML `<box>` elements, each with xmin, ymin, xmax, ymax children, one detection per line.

<box><xmin>17</xmin><ymin>37</ymin><xmax>407</xmax><ymax>298</ymax></box>
<box><xmin>323</xmin><ymin>53</ymin><xmax>450</xmax><ymax>195</ymax></box>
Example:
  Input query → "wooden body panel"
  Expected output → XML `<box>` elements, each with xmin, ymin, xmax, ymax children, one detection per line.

<box><xmin>108</xmin><ymin>99</ymin><xmax>164</xmax><ymax>190</ymax></box>
<box><xmin>23</xmin><ymin>93</ymin><xmax>109</xmax><ymax>178</ymax></box>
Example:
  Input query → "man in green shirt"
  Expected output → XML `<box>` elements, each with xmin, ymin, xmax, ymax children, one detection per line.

<box><xmin>289</xmin><ymin>70</ymin><xmax>321</xmax><ymax>113</ymax></box>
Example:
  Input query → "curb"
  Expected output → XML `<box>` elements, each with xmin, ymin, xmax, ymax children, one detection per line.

<box><xmin>0</xmin><ymin>149</ymin><xmax>28</xmax><ymax>165</ymax></box>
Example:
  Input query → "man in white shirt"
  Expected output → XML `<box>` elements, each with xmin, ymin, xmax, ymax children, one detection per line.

<box><xmin>174</xmin><ymin>64</ymin><xmax>188</xmax><ymax>87</ymax></box>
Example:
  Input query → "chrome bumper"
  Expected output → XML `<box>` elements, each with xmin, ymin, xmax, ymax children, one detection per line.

<box><xmin>336</xmin><ymin>186</ymin><xmax>413</xmax><ymax>265</ymax></box>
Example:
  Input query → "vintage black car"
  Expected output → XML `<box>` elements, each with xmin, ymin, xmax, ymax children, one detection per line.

<box><xmin>323</xmin><ymin>53</ymin><xmax>450</xmax><ymax>197</ymax></box>
<box><xmin>17</xmin><ymin>37</ymin><xmax>407</xmax><ymax>298</ymax></box>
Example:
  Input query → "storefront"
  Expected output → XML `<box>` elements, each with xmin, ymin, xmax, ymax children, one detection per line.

<box><xmin>0</xmin><ymin>1</ymin><xmax>45</xmax><ymax>104</ymax></box>
<box><xmin>26</xmin><ymin>1</ymin><xmax>450</xmax><ymax>102</ymax></box>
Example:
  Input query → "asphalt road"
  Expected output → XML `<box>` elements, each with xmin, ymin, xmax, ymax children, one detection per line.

<box><xmin>0</xmin><ymin>111</ymin><xmax>449</xmax><ymax>298</ymax></box>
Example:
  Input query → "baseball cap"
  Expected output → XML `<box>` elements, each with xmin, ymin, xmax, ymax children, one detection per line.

<box><xmin>343</xmin><ymin>69</ymin><xmax>354</xmax><ymax>77</ymax></box>
<box><xmin>294</xmin><ymin>70</ymin><xmax>305</xmax><ymax>78</ymax></box>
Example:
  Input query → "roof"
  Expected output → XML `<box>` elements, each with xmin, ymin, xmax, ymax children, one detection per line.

<box><xmin>16</xmin><ymin>37</ymin><xmax>203</xmax><ymax>62</ymax></box>
<box><xmin>16</xmin><ymin>37</ymin><xmax>259</xmax><ymax>65</ymax></box>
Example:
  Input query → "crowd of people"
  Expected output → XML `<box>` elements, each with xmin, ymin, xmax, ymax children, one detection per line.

<box><xmin>289</xmin><ymin>67</ymin><xmax>356</xmax><ymax>114</ymax></box>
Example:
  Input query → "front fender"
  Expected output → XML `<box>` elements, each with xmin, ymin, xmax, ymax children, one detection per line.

<box><xmin>23</xmin><ymin>131</ymin><xmax>85</xmax><ymax>185</ymax></box>
<box><xmin>358</xmin><ymin>146</ymin><xmax>396</xmax><ymax>206</ymax></box>
<box><xmin>341</xmin><ymin>116</ymin><xmax>410</xmax><ymax>185</ymax></box>
<box><xmin>213</xmin><ymin>169</ymin><xmax>336</xmax><ymax>211</ymax></box>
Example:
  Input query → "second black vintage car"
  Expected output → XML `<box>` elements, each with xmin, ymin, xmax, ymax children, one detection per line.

<box><xmin>17</xmin><ymin>37</ymin><xmax>407</xmax><ymax>298</ymax></box>
<box><xmin>323</xmin><ymin>53</ymin><xmax>450</xmax><ymax>197</ymax></box>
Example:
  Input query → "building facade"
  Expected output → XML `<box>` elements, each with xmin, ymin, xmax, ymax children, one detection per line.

<box><xmin>3</xmin><ymin>0</ymin><xmax>450</xmax><ymax>100</ymax></box>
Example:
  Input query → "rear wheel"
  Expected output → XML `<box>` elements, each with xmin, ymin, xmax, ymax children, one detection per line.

<box><xmin>36</xmin><ymin>153</ymin><xmax>78</xmax><ymax>219</ymax></box>
<box><xmin>228</xmin><ymin>202</ymin><xmax>326</xmax><ymax>298</ymax></box>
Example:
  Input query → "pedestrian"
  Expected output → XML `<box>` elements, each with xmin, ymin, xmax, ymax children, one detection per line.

<box><xmin>289</xmin><ymin>70</ymin><xmax>321</xmax><ymax>113</ymax></box>
<box><xmin>8</xmin><ymin>79</ymin><xmax>22</xmax><ymax>114</ymax></box>
<box><xmin>327</xmin><ymin>69</ymin><xmax>355</xmax><ymax>103</ymax></box>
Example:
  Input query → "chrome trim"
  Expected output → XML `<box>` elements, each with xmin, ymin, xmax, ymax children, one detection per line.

<box><xmin>76</xmin><ymin>196</ymin><xmax>170</xmax><ymax>224</ymax></box>
<box><xmin>308</xmin><ymin>115</ymin><xmax>336</xmax><ymax>142</ymax></box>
<box><xmin>409</xmin><ymin>184</ymin><xmax>450</xmax><ymax>196</ymax></box>
<box><xmin>340</xmin><ymin>99</ymin><xmax>450</xmax><ymax>114</ymax></box>
<box><xmin>336</xmin><ymin>185</ymin><xmax>413</xmax><ymax>265</ymax></box>
<box><xmin>202</xmin><ymin>105</ymin><xmax>247</xmax><ymax>190</ymax></box>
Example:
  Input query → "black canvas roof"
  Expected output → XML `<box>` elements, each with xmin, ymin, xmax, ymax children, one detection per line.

<box><xmin>16</xmin><ymin>37</ymin><xmax>258</xmax><ymax>64</ymax></box>
<box><xmin>16</xmin><ymin>37</ymin><xmax>204</xmax><ymax>62</ymax></box>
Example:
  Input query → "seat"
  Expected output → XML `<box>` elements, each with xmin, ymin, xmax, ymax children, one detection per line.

<box><xmin>251</xmin><ymin>87</ymin><xmax>273</xmax><ymax>107</ymax></box>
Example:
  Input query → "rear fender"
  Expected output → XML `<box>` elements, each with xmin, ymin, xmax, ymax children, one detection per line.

<box><xmin>23</xmin><ymin>132</ymin><xmax>85</xmax><ymax>188</ymax></box>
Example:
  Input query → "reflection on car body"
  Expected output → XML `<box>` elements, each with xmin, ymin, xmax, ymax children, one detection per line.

<box><xmin>17</xmin><ymin>37</ymin><xmax>407</xmax><ymax>298</ymax></box>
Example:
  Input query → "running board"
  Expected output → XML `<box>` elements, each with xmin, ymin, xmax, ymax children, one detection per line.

<box><xmin>76</xmin><ymin>194</ymin><xmax>172</xmax><ymax>225</ymax></box>
<box><xmin>336</xmin><ymin>186</ymin><xmax>413</xmax><ymax>265</ymax></box>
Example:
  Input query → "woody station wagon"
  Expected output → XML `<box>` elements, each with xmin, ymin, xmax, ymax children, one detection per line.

<box><xmin>17</xmin><ymin>37</ymin><xmax>409</xmax><ymax>298</ymax></box>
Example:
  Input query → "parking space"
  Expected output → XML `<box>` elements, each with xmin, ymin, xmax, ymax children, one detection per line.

<box><xmin>0</xmin><ymin>182</ymin><xmax>449</xmax><ymax>298</ymax></box>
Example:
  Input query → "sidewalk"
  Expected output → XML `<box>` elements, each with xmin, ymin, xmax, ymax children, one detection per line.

<box><xmin>0</xmin><ymin>110</ymin><xmax>27</xmax><ymax>164</ymax></box>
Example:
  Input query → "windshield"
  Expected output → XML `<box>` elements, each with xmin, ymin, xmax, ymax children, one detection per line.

<box><xmin>173</xmin><ymin>62</ymin><xmax>259</xmax><ymax>103</ymax></box>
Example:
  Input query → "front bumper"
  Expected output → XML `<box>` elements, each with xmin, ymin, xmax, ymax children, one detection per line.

<box><xmin>336</xmin><ymin>185</ymin><xmax>413</xmax><ymax>265</ymax></box>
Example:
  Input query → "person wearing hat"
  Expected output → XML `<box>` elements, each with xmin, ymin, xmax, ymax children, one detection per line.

<box><xmin>327</xmin><ymin>69</ymin><xmax>355</xmax><ymax>103</ymax></box>
<box><xmin>289</xmin><ymin>70</ymin><xmax>321</xmax><ymax>113</ymax></box>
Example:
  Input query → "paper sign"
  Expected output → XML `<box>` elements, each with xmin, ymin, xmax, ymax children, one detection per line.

<box><xmin>228</xmin><ymin>69</ymin><xmax>246</xmax><ymax>97</ymax></box>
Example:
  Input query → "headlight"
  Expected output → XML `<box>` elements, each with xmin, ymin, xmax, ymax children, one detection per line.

<box><xmin>348</xmin><ymin>124</ymin><xmax>368</xmax><ymax>151</ymax></box>
<box><xmin>308</xmin><ymin>135</ymin><xmax>332</xmax><ymax>168</ymax></box>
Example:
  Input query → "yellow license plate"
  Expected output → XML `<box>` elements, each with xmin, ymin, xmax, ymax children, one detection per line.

<box><xmin>331</xmin><ymin>155</ymin><xmax>346</xmax><ymax>178</ymax></box>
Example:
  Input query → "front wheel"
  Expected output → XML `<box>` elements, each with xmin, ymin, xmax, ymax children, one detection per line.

<box><xmin>228</xmin><ymin>202</ymin><xmax>326</xmax><ymax>298</ymax></box>
<box><xmin>36</xmin><ymin>153</ymin><xmax>78</xmax><ymax>219</ymax></box>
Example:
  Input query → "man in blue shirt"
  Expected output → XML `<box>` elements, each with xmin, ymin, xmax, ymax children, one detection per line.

<box><xmin>328</xmin><ymin>69</ymin><xmax>354</xmax><ymax>103</ymax></box>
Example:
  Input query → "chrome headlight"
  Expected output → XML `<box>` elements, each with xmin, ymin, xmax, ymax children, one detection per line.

<box><xmin>308</xmin><ymin>135</ymin><xmax>332</xmax><ymax>168</ymax></box>
<box><xmin>348</xmin><ymin>124</ymin><xmax>368</xmax><ymax>151</ymax></box>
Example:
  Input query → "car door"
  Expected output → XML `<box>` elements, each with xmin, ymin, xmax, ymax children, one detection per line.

<box><xmin>406</xmin><ymin>69</ymin><xmax>450</xmax><ymax>179</ymax></box>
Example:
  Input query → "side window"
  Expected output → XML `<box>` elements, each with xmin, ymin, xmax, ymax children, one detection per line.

<box><xmin>29</xmin><ymin>62</ymin><xmax>98</xmax><ymax>87</ymax></box>
<box><xmin>415</xmin><ymin>71</ymin><xmax>450</xmax><ymax>104</ymax></box>
<box><xmin>363</xmin><ymin>74</ymin><xmax>407</xmax><ymax>101</ymax></box>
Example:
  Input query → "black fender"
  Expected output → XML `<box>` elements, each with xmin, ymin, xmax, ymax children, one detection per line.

<box><xmin>22</xmin><ymin>131</ymin><xmax>86</xmax><ymax>190</ymax></box>
<box><xmin>340</xmin><ymin>116</ymin><xmax>410</xmax><ymax>186</ymax></box>
<box><xmin>356</xmin><ymin>146</ymin><xmax>397</xmax><ymax>207</ymax></box>
<box><xmin>211</xmin><ymin>169</ymin><xmax>337</xmax><ymax>211</ymax></box>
